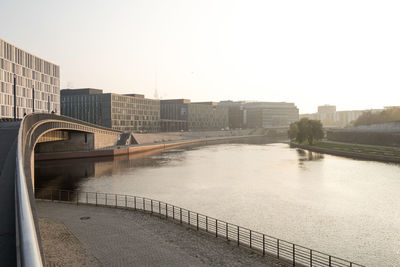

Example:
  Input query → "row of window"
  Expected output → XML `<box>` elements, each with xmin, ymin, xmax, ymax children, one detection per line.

<box><xmin>0</xmin><ymin>65</ymin><xmax>60</xmax><ymax>88</ymax></box>
<box><xmin>0</xmin><ymin>39</ymin><xmax>60</xmax><ymax>77</ymax></box>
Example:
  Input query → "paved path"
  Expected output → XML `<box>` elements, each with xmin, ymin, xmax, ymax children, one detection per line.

<box><xmin>0</xmin><ymin>121</ymin><xmax>20</xmax><ymax>266</ymax></box>
<box><xmin>37</xmin><ymin>201</ymin><xmax>286</xmax><ymax>267</ymax></box>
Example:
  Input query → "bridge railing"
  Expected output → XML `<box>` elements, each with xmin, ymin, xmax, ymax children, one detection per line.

<box><xmin>16</xmin><ymin>117</ymin><xmax>43</xmax><ymax>266</ymax></box>
<box><xmin>35</xmin><ymin>188</ymin><xmax>365</xmax><ymax>267</ymax></box>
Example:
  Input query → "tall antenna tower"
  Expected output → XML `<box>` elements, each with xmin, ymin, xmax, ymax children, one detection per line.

<box><xmin>154</xmin><ymin>70</ymin><xmax>159</xmax><ymax>99</ymax></box>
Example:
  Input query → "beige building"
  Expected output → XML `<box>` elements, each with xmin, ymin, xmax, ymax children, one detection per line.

<box><xmin>61</xmin><ymin>89</ymin><xmax>160</xmax><ymax>132</ymax></box>
<box><xmin>301</xmin><ymin>105</ymin><xmax>383</xmax><ymax>127</ymax></box>
<box><xmin>0</xmin><ymin>38</ymin><xmax>60</xmax><ymax>119</ymax></box>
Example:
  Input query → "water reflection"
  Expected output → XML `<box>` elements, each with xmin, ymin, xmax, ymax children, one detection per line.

<box><xmin>296</xmin><ymin>149</ymin><xmax>324</xmax><ymax>168</ymax></box>
<box><xmin>35</xmin><ymin>149</ymin><xmax>174</xmax><ymax>191</ymax></box>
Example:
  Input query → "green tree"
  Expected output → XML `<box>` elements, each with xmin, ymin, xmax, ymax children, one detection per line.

<box><xmin>288</xmin><ymin>122</ymin><xmax>298</xmax><ymax>140</ymax></box>
<box><xmin>288</xmin><ymin>118</ymin><xmax>324</xmax><ymax>145</ymax></box>
<box><xmin>353</xmin><ymin>108</ymin><xmax>400</xmax><ymax>126</ymax></box>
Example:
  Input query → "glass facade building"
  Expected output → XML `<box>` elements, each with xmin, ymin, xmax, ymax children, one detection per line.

<box><xmin>61</xmin><ymin>89</ymin><xmax>160</xmax><ymax>132</ymax></box>
<box><xmin>0</xmin><ymin>38</ymin><xmax>60</xmax><ymax>119</ymax></box>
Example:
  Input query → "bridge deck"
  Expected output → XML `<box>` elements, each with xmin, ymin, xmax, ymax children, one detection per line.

<box><xmin>0</xmin><ymin>121</ymin><xmax>20</xmax><ymax>266</ymax></box>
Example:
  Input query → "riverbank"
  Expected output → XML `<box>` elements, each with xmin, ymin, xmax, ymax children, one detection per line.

<box><xmin>35</xmin><ymin>133</ymin><xmax>283</xmax><ymax>161</ymax></box>
<box><xmin>290</xmin><ymin>141</ymin><xmax>400</xmax><ymax>163</ymax></box>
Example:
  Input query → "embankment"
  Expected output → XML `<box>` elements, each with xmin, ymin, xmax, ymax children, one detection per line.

<box><xmin>290</xmin><ymin>142</ymin><xmax>400</xmax><ymax>164</ymax></box>
<box><xmin>35</xmin><ymin>133</ymin><xmax>276</xmax><ymax>161</ymax></box>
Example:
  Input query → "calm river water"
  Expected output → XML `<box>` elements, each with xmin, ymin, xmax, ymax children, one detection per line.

<box><xmin>35</xmin><ymin>142</ymin><xmax>400</xmax><ymax>266</ymax></box>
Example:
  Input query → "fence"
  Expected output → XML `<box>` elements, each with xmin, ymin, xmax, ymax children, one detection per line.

<box><xmin>35</xmin><ymin>189</ymin><xmax>364</xmax><ymax>267</ymax></box>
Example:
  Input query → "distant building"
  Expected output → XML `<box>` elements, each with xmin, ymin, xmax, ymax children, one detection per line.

<box><xmin>301</xmin><ymin>105</ymin><xmax>383</xmax><ymax>127</ymax></box>
<box><xmin>0</xmin><ymin>38</ymin><xmax>60</xmax><ymax>119</ymax></box>
<box><xmin>160</xmin><ymin>99</ymin><xmax>229</xmax><ymax>131</ymax></box>
<box><xmin>219</xmin><ymin>101</ymin><xmax>247</xmax><ymax>129</ymax></box>
<box><xmin>219</xmin><ymin>101</ymin><xmax>299</xmax><ymax>129</ymax></box>
<box><xmin>160</xmin><ymin>99</ymin><xmax>189</xmax><ymax>131</ymax></box>
<box><xmin>61</xmin><ymin>88</ymin><xmax>160</xmax><ymax>132</ymax></box>
<box><xmin>244</xmin><ymin>102</ymin><xmax>299</xmax><ymax>128</ymax></box>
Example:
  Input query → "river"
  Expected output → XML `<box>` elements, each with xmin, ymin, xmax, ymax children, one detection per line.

<box><xmin>35</xmin><ymin>142</ymin><xmax>400</xmax><ymax>266</ymax></box>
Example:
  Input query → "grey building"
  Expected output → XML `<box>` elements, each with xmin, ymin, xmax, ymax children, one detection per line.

<box><xmin>160</xmin><ymin>99</ymin><xmax>189</xmax><ymax>131</ymax></box>
<box><xmin>0</xmin><ymin>38</ymin><xmax>60</xmax><ymax>119</ymax></box>
<box><xmin>245</xmin><ymin>102</ymin><xmax>299</xmax><ymax>128</ymax></box>
<box><xmin>160</xmin><ymin>99</ymin><xmax>229</xmax><ymax>131</ymax></box>
<box><xmin>61</xmin><ymin>89</ymin><xmax>160</xmax><ymax>132</ymax></box>
<box><xmin>219</xmin><ymin>101</ymin><xmax>247</xmax><ymax>129</ymax></box>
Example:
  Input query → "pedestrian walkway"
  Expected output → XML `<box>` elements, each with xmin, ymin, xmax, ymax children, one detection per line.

<box><xmin>37</xmin><ymin>201</ymin><xmax>286</xmax><ymax>267</ymax></box>
<box><xmin>0</xmin><ymin>121</ymin><xmax>20</xmax><ymax>266</ymax></box>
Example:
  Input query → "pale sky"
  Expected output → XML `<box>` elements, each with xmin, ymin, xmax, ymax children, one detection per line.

<box><xmin>1</xmin><ymin>0</ymin><xmax>399</xmax><ymax>113</ymax></box>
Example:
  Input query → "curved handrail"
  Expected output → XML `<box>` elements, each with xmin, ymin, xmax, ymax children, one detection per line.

<box><xmin>14</xmin><ymin>113</ymin><xmax>122</xmax><ymax>266</ymax></box>
<box><xmin>15</xmin><ymin>116</ymin><xmax>43</xmax><ymax>267</ymax></box>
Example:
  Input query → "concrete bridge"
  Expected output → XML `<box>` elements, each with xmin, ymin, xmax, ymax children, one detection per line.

<box><xmin>0</xmin><ymin>114</ymin><xmax>121</xmax><ymax>267</ymax></box>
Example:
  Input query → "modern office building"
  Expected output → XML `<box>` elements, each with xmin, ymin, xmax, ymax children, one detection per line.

<box><xmin>219</xmin><ymin>101</ymin><xmax>299</xmax><ymax>129</ymax></box>
<box><xmin>189</xmin><ymin>102</ymin><xmax>229</xmax><ymax>130</ymax></box>
<box><xmin>160</xmin><ymin>99</ymin><xmax>189</xmax><ymax>131</ymax></box>
<box><xmin>300</xmin><ymin>105</ymin><xmax>383</xmax><ymax>128</ymax></box>
<box><xmin>0</xmin><ymin>38</ymin><xmax>60</xmax><ymax>119</ymax></box>
<box><xmin>61</xmin><ymin>89</ymin><xmax>160</xmax><ymax>132</ymax></box>
<box><xmin>218</xmin><ymin>101</ymin><xmax>247</xmax><ymax>129</ymax></box>
<box><xmin>160</xmin><ymin>99</ymin><xmax>229</xmax><ymax>131</ymax></box>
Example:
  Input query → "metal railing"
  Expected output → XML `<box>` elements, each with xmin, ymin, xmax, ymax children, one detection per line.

<box><xmin>35</xmin><ymin>189</ymin><xmax>365</xmax><ymax>267</ymax></box>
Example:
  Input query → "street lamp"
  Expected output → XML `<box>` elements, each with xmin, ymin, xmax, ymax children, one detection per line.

<box><xmin>13</xmin><ymin>74</ymin><xmax>17</xmax><ymax>120</ymax></box>
<box><xmin>32</xmin><ymin>84</ymin><xmax>35</xmax><ymax>113</ymax></box>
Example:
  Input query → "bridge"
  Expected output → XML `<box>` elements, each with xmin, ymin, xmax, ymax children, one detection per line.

<box><xmin>0</xmin><ymin>114</ymin><xmax>121</xmax><ymax>266</ymax></box>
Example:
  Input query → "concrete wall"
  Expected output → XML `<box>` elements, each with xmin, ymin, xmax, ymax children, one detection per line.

<box><xmin>36</xmin><ymin>132</ymin><xmax>95</xmax><ymax>153</ymax></box>
<box><xmin>35</xmin><ymin>129</ymin><xmax>120</xmax><ymax>153</ymax></box>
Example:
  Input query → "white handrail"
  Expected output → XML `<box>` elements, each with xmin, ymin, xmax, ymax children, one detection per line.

<box><xmin>15</xmin><ymin>116</ymin><xmax>43</xmax><ymax>267</ymax></box>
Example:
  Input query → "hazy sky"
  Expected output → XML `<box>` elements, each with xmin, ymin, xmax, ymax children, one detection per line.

<box><xmin>1</xmin><ymin>0</ymin><xmax>399</xmax><ymax>113</ymax></box>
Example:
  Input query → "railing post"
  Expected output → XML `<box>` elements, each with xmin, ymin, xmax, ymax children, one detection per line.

<box><xmin>206</xmin><ymin>216</ymin><xmax>208</xmax><ymax>232</ymax></box>
<box><xmin>277</xmin><ymin>239</ymin><xmax>280</xmax><ymax>259</ymax></box>
<box><xmin>196</xmin><ymin>214</ymin><xmax>199</xmax><ymax>230</ymax></box>
<box><xmin>216</xmin><ymin>220</ymin><xmax>218</xmax><ymax>237</ymax></box>
<box><xmin>86</xmin><ymin>192</ymin><xmax>88</xmax><ymax>204</ymax></box>
<box><xmin>293</xmin><ymin>244</ymin><xmax>295</xmax><ymax>266</ymax></box>
<box><xmin>329</xmin><ymin>255</ymin><xmax>331</xmax><ymax>267</ymax></box>
<box><xmin>188</xmin><ymin>211</ymin><xmax>190</xmax><ymax>225</ymax></box>
<box><xmin>263</xmin><ymin>234</ymin><xmax>265</xmax><ymax>255</ymax></box>
<box><xmin>180</xmin><ymin>208</ymin><xmax>182</xmax><ymax>224</ymax></box>
<box><xmin>237</xmin><ymin>226</ymin><xmax>240</xmax><ymax>246</ymax></box>
<box><xmin>173</xmin><ymin>206</ymin><xmax>175</xmax><ymax>220</ymax></box>
<box><xmin>95</xmin><ymin>192</ymin><xmax>97</xmax><ymax>206</ymax></box>
<box><xmin>134</xmin><ymin>196</ymin><xmax>136</xmax><ymax>210</ymax></box>
<box><xmin>226</xmin><ymin>222</ymin><xmax>228</xmax><ymax>240</ymax></box>
<box><xmin>159</xmin><ymin>202</ymin><xmax>161</xmax><ymax>215</ymax></box>
<box><xmin>151</xmin><ymin>200</ymin><xmax>153</xmax><ymax>214</ymax></box>
<box><xmin>165</xmin><ymin>203</ymin><xmax>168</xmax><ymax>219</ymax></box>
<box><xmin>105</xmin><ymin>193</ymin><xmax>107</xmax><ymax>205</ymax></box>
<box><xmin>250</xmin><ymin>230</ymin><xmax>252</xmax><ymax>248</ymax></box>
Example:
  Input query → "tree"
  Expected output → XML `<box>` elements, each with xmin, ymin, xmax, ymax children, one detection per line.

<box><xmin>353</xmin><ymin>108</ymin><xmax>400</xmax><ymax>126</ymax></box>
<box><xmin>288</xmin><ymin>118</ymin><xmax>324</xmax><ymax>145</ymax></box>
<box><xmin>288</xmin><ymin>122</ymin><xmax>298</xmax><ymax>140</ymax></box>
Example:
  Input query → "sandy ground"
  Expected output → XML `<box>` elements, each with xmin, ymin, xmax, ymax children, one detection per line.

<box><xmin>39</xmin><ymin>218</ymin><xmax>101</xmax><ymax>267</ymax></box>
